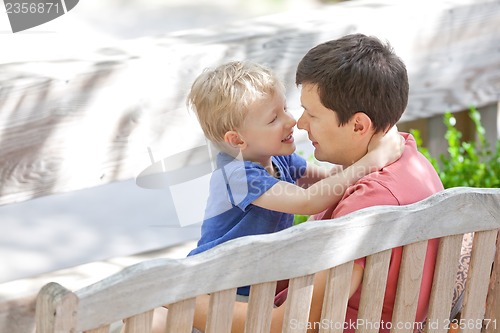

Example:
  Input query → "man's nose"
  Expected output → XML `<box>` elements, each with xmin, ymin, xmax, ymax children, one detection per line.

<box><xmin>297</xmin><ymin>113</ymin><xmax>307</xmax><ymax>130</ymax></box>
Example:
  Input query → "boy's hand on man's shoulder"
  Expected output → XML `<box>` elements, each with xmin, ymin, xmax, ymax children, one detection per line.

<box><xmin>367</xmin><ymin>126</ymin><xmax>405</xmax><ymax>168</ymax></box>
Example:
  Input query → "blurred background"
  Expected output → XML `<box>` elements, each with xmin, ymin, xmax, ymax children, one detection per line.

<box><xmin>1</xmin><ymin>1</ymin><xmax>499</xmax><ymax>332</ymax></box>
<box><xmin>1</xmin><ymin>0</ymin><xmax>499</xmax><ymax>285</ymax></box>
<box><xmin>0</xmin><ymin>0</ymin><xmax>333</xmax><ymax>284</ymax></box>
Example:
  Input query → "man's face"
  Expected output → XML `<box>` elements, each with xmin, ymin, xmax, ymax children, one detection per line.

<box><xmin>297</xmin><ymin>83</ymin><xmax>360</xmax><ymax>167</ymax></box>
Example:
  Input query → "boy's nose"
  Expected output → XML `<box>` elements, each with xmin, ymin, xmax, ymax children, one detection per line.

<box><xmin>285</xmin><ymin>112</ymin><xmax>296</xmax><ymax>127</ymax></box>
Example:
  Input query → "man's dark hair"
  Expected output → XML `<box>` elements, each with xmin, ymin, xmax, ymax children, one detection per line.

<box><xmin>296</xmin><ymin>33</ymin><xmax>409</xmax><ymax>132</ymax></box>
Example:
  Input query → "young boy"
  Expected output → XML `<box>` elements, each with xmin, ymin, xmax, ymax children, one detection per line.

<box><xmin>186</xmin><ymin>60</ymin><xmax>402</xmax><ymax>296</ymax></box>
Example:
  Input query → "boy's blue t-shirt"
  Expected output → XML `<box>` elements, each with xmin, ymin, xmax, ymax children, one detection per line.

<box><xmin>188</xmin><ymin>152</ymin><xmax>307</xmax><ymax>295</ymax></box>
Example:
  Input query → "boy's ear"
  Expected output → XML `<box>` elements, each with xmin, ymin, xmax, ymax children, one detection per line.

<box><xmin>352</xmin><ymin>112</ymin><xmax>373</xmax><ymax>135</ymax></box>
<box><xmin>224</xmin><ymin>130</ymin><xmax>246</xmax><ymax>149</ymax></box>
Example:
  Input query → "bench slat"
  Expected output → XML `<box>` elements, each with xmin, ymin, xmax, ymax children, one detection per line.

<box><xmin>165</xmin><ymin>298</ymin><xmax>196</xmax><ymax>333</ymax></box>
<box><xmin>84</xmin><ymin>325</ymin><xmax>110</xmax><ymax>333</ymax></box>
<box><xmin>70</xmin><ymin>188</ymin><xmax>500</xmax><ymax>331</ymax></box>
<box><xmin>357</xmin><ymin>249</ymin><xmax>392</xmax><ymax>333</ymax></box>
<box><xmin>282</xmin><ymin>274</ymin><xmax>315</xmax><ymax>333</ymax></box>
<box><xmin>205</xmin><ymin>288</ymin><xmax>237</xmax><ymax>333</ymax></box>
<box><xmin>31</xmin><ymin>188</ymin><xmax>500</xmax><ymax>333</ymax></box>
<box><xmin>36</xmin><ymin>282</ymin><xmax>78</xmax><ymax>333</ymax></box>
<box><xmin>460</xmin><ymin>230</ymin><xmax>498</xmax><ymax>333</ymax></box>
<box><xmin>391</xmin><ymin>240</ymin><xmax>428</xmax><ymax>333</ymax></box>
<box><xmin>319</xmin><ymin>261</ymin><xmax>354</xmax><ymax>333</ymax></box>
<box><xmin>484</xmin><ymin>232</ymin><xmax>500</xmax><ymax>333</ymax></box>
<box><xmin>244</xmin><ymin>281</ymin><xmax>276</xmax><ymax>333</ymax></box>
<box><xmin>424</xmin><ymin>234</ymin><xmax>463</xmax><ymax>333</ymax></box>
<box><xmin>123</xmin><ymin>310</ymin><xmax>154</xmax><ymax>333</ymax></box>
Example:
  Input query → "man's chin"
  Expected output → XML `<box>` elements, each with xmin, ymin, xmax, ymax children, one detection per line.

<box><xmin>313</xmin><ymin>150</ymin><xmax>328</xmax><ymax>163</ymax></box>
<box><xmin>314</xmin><ymin>150</ymin><xmax>342</xmax><ymax>165</ymax></box>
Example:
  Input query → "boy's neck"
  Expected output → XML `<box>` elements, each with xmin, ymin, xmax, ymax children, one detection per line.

<box><xmin>265</xmin><ymin>162</ymin><xmax>280</xmax><ymax>178</ymax></box>
<box><xmin>242</xmin><ymin>152</ymin><xmax>275</xmax><ymax>176</ymax></box>
<box><xmin>217</xmin><ymin>142</ymin><xmax>276</xmax><ymax>176</ymax></box>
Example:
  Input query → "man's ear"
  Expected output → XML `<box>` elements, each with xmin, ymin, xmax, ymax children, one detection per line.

<box><xmin>352</xmin><ymin>112</ymin><xmax>373</xmax><ymax>135</ymax></box>
<box><xmin>224</xmin><ymin>130</ymin><xmax>246</xmax><ymax>149</ymax></box>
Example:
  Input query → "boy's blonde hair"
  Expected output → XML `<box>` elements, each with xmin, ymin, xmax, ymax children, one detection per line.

<box><xmin>188</xmin><ymin>61</ymin><xmax>285</xmax><ymax>143</ymax></box>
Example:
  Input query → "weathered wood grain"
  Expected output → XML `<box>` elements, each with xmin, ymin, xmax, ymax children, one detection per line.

<box><xmin>424</xmin><ymin>234</ymin><xmax>463</xmax><ymax>333</ymax></box>
<box><xmin>460</xmin><ymin>230</ymin><xmax>498</xmax><ymax>333</ymax></box>
<box><xmin>51</xmin><ymin>187</ymin><xmax>499</xmax><ymax>331</ymax></box>
<box><xmin>122</xmin><ymin>310</ymin><xmax>154</xmax><ymax>333</ymax></box>
<box><xmin>205</xmin><ymin>288</ymin><xmax>236</xmax><ymax>333</ymax></box>
<box><xmin>35</xmin><ymin>282</ymin><xmax>78</xmax><ymax>333</ymax></box>
<box><xmin>84</xmin><ymin>326</ymin><xmax>110</xmax><ymax>333</ymax></box>
<box><xmin>282</xmin><ymin>274</ymin><xmax>315</xmax><ymax>333</ymax></box>
<box><xmin>484</xmin><ymin>232</ymin><xmax>500</xmax><ymax>333</ymax></box>
<box><xmin>1</xmin><ymin>0</ymin><xmax>499</xmax><ymax>206</ymax></box>
<box><xmin>8</xmin><ymin>187</ymin><xmax>500</xmax><ymax>333</ymax></box>
<box><xmin>357</xmin><ymin>250</ymin><xmax>392</xmax><ymax>333</ymax></box>
<box><xmin>165</xmin><ymin>298</ymin><xmax>196</xmax><ymax>333</ymax></box>
<box><xmin>244</xmin><ymin>281</ymin><xmax>276</xmax><ymax>333</ymax></box>
<box><xmin>391</xmin><ymin>241</ymin><xmax>428</xmax><ymax>333</ymax></box>
<box><xmin>30</xmin><ymin>187</ymin><xmax>500</xmax><ymax>333</ymax></box>
<box><xmin>319</xmin><ymin>261</ymin><xmax>353</xmax><ymax>333</ymax></box>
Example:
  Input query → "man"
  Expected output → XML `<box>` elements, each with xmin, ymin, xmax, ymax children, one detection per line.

<box><xmin>156</xmin><ymin>34</ymin><xmax>444</xmax><ymax>333</ymax></box>
<box><xmin>293</xmin><ymin>33</ymin><xmax>443</xmax><ymax>332</ymax></box>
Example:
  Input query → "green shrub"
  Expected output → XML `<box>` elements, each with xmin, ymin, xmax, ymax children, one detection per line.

<box><xmin>293</xmin><ymin>150</ymin><xmax>315</xmax><ymax>225</ymax></box>
<box><xmin>293</xmin><ymin>214</ymin><xmax>309</xmax><ymax>225</ymax></box>
<box><xmin>294</xmin><ymin>107</ymin><xmax>499</xmax><ymax>226</ymax></box>
<box><xmin>411</xmin><ymin>107</ymin><xmax>500</xmax><ymax>189</ymax></box>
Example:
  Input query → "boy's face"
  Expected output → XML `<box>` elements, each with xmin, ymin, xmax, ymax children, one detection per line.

<box><xmin>237</xmin><ymin>92</ymin><xmax>297</xmax><ymax>164</ymax></box>
<box><xmin>297</xmin><ymin>83</ymin><xmax>368</xmax><ymax>167</ymax></box>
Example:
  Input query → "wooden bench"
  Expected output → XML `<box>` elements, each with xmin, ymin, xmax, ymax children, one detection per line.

<box><xmin>35</xmin><ymin>187</ymin><xmax>500</xmax><ymax>333</ymax></box>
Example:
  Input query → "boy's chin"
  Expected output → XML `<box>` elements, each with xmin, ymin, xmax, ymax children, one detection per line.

<box><xmin>284</xmin><ymin>143</ymin><xmax>296</xmax><ymax>155</ymax></box>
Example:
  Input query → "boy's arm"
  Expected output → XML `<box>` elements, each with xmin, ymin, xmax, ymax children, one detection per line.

<box><xmin>251</xmin><ymin>168</ymin><xmax>361</xmax><ymax>215</ymax></box>
<box><xmin>252</xmin><ymin>128</ymin><xmax>404</xmax><ymax>215</ymax></box>
<box><xmin>296</xmin><ymin>162</ymin><xmax>344</xmax><ymax>188</ymax></box>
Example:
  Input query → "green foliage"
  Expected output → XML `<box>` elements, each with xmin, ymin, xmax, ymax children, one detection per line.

<box><xmin>411</xmin><ymin>107</ymin><xmax>500</xmax><ymax>189</ymax></box>
<box><xmin>293</xmin><ymin>214</ymin><xmax>309</xmax><ymax>225</ymax></box>
<box><xmin>293</xmin><ymin>150</ymin><xmax>314</xmax><ymax>225</ymax></box>
<box><xmin>295</xmin><ymin>107</ymin><xmax>499</xmax><ymax>226</ymax></box>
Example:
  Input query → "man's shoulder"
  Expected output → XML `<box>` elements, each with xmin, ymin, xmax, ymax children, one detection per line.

<box><xmin>362</xmin><ymin>133</ymin><xmax>442</xmax><ymax>197</ymax></box>
<box><xmin>328</xmin><ymin>179</ymin><xmax>400</xmax><ymax>218</ymax></box>
<box><xmin>347</xmin><ymin>177</ymin><xmax>400</xmax><ymax>203</ymax></box>
<box><xmin>334</xmin><ymin>169</ymin><xmax>442</xmax><ymax>218</ymax></box>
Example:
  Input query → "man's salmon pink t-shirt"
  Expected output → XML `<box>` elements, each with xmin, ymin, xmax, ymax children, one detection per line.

<box><xmin>314</xmin><ymin>133</ymin><xmax>444</xmax><ymax>333</ymax></box>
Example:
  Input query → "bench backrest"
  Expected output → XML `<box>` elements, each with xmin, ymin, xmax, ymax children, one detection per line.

<box><xmin>35</xmin><ymin>187</ymin><xmax>500</xmax><ymax>333</ymax></box>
